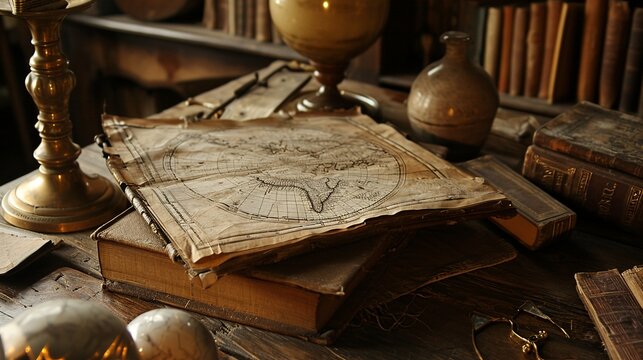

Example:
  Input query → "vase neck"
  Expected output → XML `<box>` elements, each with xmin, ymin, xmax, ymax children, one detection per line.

<box><xmin>440</xmin><ymin>31</ymin><xmax>471</xmax><ymax>63</ymax></box>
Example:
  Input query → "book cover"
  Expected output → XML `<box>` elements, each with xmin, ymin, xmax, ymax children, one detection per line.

<box><xmin>460</xmin><ymin>155</ymin><xmax>576</xmax><ymax>250</ymax></box>
<box><xmin>598</xmin><ymin>1</ymin><xmax>630</xmax><ymax>109</ymax></box>
<box><xmin>243</xmin><ymin>0</ymin><xmax>255</xmax><ymax>39</ymax></box>
<box><xmin>577</xmin><ymin>0</ymin><xmax>609</xmax><ymax>102</ymax></box>
<box><xmin>525</xmin><ymin>2</ymin><xmax>546</xmax><ymax>98</ymax></box>
<box><xmin>522</xmin><ymin>145</ymin><xmax>642</xmax><ymax>233</ymax></box>
<box><xmin>538</xmin><ymin>0</ymin><xmax>563</xmax><ymax>99</ymax></box>
<box><xmin>509</xmin><ymin>6</ymin><xmax>528</xmax><ymax>96</ymax></box>
<box><xmin>548</xmin><ymin>1</ymin><xmax>583</xmax><ymax>103</ymax></box>
<box><xmin>532</xmin><ymin>102</ymin><xmax>643</xmax><ymax>178</ymax></box>
<box><xmin>619</xmin><ymin>7</ymin><xmax>643</xmax><ymax>114</ymax></box>
<box><xmin>483</xmin><ymin>6</ymin><xmax>502</xmax><ymax>82</ymax></box>
<box><xmin>498</xmin><ymin>5</ymin><xmax>515</xmax><ymax>93</ymax></box>
<box><xmin>575</xmin><ymin>268</ymin><xmax>643</xmax><ymax>360</ymax></box>
<box><xmin>94</xmin><ymin>208</ymin><xmax>401</xmax><ymax>343</ymax></box>
<box><xmin>100</xmin><ymin>113</ymin><xmax>512</xmax><ymax>283</ymax></box>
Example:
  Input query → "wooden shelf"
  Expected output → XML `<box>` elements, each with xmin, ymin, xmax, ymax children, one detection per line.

<box><xmin>67</xmin><ymin>14</ymin><xmax>305</xmax><ymax>61</ymax></box>
<box><xmin>379</xmin><ymin>73</ymin><xmax>573</xmax><ymax>118</ymax></box>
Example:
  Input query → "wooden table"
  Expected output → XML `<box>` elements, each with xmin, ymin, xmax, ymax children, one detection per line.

<box><xmin>1</xmin><ymin>67</ymin><xmax>641</xmax><ymax>359</ymax></box>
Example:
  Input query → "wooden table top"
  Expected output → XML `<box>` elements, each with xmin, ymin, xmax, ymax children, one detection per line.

<box><xmin>1</xmin><ymin>65</ymin><xmax>640</xmax><ymax>359</ymax></box>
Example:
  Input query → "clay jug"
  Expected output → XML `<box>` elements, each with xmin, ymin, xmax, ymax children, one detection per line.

<box><xmin>407</xmin><ymin>31</ymin><xmax>498</xmax><ymax>161</ymax></box>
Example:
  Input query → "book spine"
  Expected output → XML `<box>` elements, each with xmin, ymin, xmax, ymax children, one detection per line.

<box><xmin>522</xmin><ymin>145</ymin><xmax>642</xmax><ymax>232</ymax></box>
<box><xmin>619</xmin><ymin>8</ymin><xmax>643</xmax><ymax>114</ymax></box>
<box><xmin>255</xmin><ymin>0</ymin><xmax>271</xmax><ymax>42</ymax></box>
<box><xmin>498</xmin><ymin>5</ymin><xmax>514</xmax><ymax>93</ymax></box>
<box><xmin>525</xmin><ymin>2</ymin><xmax>546</xmax><ymax>98</ymax></box>
<box><xmin>483</xmin><ymin>6</ymin><xmax>502</xmax><ymax>82</ymax></box>
<box><xmin>538</xmin><ymin>0</ymin><xmax>562</xmax><ymax>99</ymax></box>
<box><xmin>217</xmin><ymin>0</ymin><xmax>228</xmax><ymax>32</ymax></box>
<box><xmin>547</xmin><ymin>2</ymin><xmax>584</xmax><ymax>104</ymax></box>
<box><xmin>598</xmin><ymin>1</ymin><xmax>630</xmax><ymax>109</ymax></box>
<box><xmin>577</xmin><ymin>0</ymin><xmax>609</xmax><ymax>102</ymax></box>
<box><xmin>509</xmin><ymin>6</ymin><xmax>528</xmax><ymax>96</ymax></box>
<box><xmin>202</xmin><ymin>0</ymin><xmax>217</xmax><ymax>30</ymax></box>
<box><xmin>244</xmin><ymin>0</ymin><xmax>255</xmax><ymax>39</ymax></box>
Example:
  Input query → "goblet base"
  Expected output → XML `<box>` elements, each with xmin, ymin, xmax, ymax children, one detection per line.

<box><xmin>1</xmin><ymin>167</ymin><xmax>128</xmax><ymax>233</ymax></box>
<box><xmin>296</xmin><ymin>90</ymin><xmax>380</xmax><ymax>119</ymax></box>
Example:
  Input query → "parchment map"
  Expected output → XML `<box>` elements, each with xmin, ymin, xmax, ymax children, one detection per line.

<box><xmin>103</xmin><ymin>114</ymin><xmax>509</xmax><ymax>266</ymax></box>
<box><xmin>165</xmin><ymin>127</ymin><xmax>402</xmax><ymax>223</ymax></box>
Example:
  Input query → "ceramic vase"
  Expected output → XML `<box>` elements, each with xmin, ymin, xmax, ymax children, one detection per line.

<box><xmin>407</xmin><ymin>31</ymin><xmax>499</xmax><ymax>161</ymax></box>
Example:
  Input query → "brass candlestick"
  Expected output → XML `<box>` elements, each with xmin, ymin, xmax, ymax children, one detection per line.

<box><xmin>0</xmin><ymin>0</ymin><xmax>127</xmax><ymax>232</ymax></box>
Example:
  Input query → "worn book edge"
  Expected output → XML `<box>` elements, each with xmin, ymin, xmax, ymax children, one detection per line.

<box><xmin>575</xmin><ymin>268</ymin><xmax>643</xmax><ymax>360</ymax></box>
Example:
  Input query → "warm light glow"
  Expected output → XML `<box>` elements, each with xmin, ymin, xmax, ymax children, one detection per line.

<box><xmin>322</xmin><ymin>1</ymin><xmax>329</xmax><ymax>10</ymax></box>
<box><xmin>447</xmin><ymin>107</ymin><xmax>455</xmax><ymax>117</ymax></box>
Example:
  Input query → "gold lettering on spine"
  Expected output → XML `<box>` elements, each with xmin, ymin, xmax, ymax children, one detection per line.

<box><xmin>598</xmin><ymin>182</ymin><xmax>617</xmax><ymax>216</ymax></box>
<box><xmin>623</xmin><ymin>187</ymin><xmax>642</xmax><ymax>225</ymax></box>
<box><xmin>576</xmin><ymin>169</ymin><xmax>592</xmax><ymax>202</ymax></box>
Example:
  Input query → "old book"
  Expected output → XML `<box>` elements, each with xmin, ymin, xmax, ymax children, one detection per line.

<box><xmin>458</xmin><ymin>0</ymin><xmax>486</xmax><ymax>65</ymax></box>
<box><xmin>217</xmin><ymin>0</ymin><xmax>228</xmax><ymax>32</ymax></box>
<box><xmin>94</xmin><ymin>208</ymin><xmax>401</xmax><ymax>342</ymax></box>
<box><xmin>255</xmin><ymin>0</ymin><xmax>271</xmax><ymax>42</ymax></box>
<box><xmin>483</xmin><ymin>6</ymin><xmax>502</xmax><ymax>82</ymax></box>
<box><xmin>498</xmin><ymin>5</ymin><xmax>514</xmax><ymax>93</ymax></box>
<box><xmin>598</xmin><ymin>1</ymin><xmax>630</xmax><ymax>109</ymax></box>
<box><xmin>622</xmin><ymin>266</ymin><xmax>643</xmax><ymax>308</ymax></box>
<box><xmin>577</xmin><ymin>0</ymin><xmax>609</xmax><ymax>102</ymax></box>
<box><xmin>509</xmin><ymin>6</ymin><xmax>528</xmax><ymax>96</ymax></box>
<box><xmin>538</xmin><ymin>0</ymin><xmax>562</xmax><ymax>99</ymax></box>
<box><xmin>548</xmin><ymin>1</ymin><xmax>583</xmax><ymax>103</ymax></box>
<box><xmin>226</xmin><ymin>0</ymin><xmax>235</xmax><ymax>35</ymax></box>
<box><xmin>202</xmin><ymin>0</ymin><xmax>217</xmax><ymax>29</ymax></box>
<box><xmin>619</xmin><ymin>8</ymin><xmax>643</xmax><ymax>114</ymax></box>
<box><xmin>100</xmin><ymin>113</ymin><xmax>512</xmax><ymax>284</ymax></box>
<box><xmin>522</xmin><ymin>145</ymin><xmax>642</xmax><ymax>233</ymax></box>
<box><xmin>234</xmin><ymin>0</ymin><xmax>245</xmax><ymax>36</ymax></box>
<box><xmin>532</xmin><ymin>102</ymin><xmax>643</xmax><ymax>178</ymax></box>
<box><xmin>524</xmin><ymin>2</ymin><xmax>546</xmax><ymax>98</ymax></box>
<box><xmin>460</xmin><ymin>155</ymin><xmax>575</xmax><ymax>250</ymax></box>
<box><xmin>243</xmin><ymin>0</ymin><xmax>255</xmax><ymax>38</ymax></box>
<box><xmin>575</xmin><ymin>268</ymin><xmax>643</xmax><ymax>360</ymax></box>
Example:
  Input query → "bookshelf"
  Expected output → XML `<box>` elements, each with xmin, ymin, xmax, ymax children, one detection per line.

<box><xmin>58</xmin><ymin>0</ymin><xmax>642</xmax><ymax>145</ymax></box>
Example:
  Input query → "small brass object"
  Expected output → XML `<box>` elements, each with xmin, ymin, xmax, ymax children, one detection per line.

<box><xmin>0</xmin><ymin>0</ymin><xmax>127</xmax><ymax>232</ymax></box>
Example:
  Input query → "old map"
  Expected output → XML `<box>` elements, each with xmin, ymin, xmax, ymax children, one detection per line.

<box><xmin>102</xmin><ymin>114</ymin><xmax>508</xmax><ymax>268</ymax></box>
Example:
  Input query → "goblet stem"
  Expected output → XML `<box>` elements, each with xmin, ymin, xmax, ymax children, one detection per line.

<box><xmin>298</xmin><ymin>61</ymin><xmax>354</xmax><ymax>111</ymax></box>
<box><xmin>1</xmin><ymin>3</ymin><xmax>127</xmax><ymax>232</ymax></box>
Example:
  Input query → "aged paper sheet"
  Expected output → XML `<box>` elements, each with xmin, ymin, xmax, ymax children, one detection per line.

<box><xmin>102</xmin><ymin>114</ymin><xmax>510</xmax><ymax>267</ymax></box>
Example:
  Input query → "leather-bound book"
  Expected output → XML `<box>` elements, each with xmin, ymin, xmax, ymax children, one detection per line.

<box><xmin>217</xmin><ymin>0</ymin><xmax>228</xmax><ymax>32</ymax></box>
<box><xmin>547</xmin><ymin>2</ymin><xmax>583</xmax><ymax>103</ymax></box>
<box><xmin>533</xmin><ymin>102</ymin><xmax>643</xmax><ymax>178</ymax></box>
<box><xmin>202</xmin><ymin>0</ymin><xmax>216</xmax><ymax>29</ymax></box>
<box><xmin>255</xmin><ymin>0</ymin><xmax>271</xmax><ymax>42</ymax></box>
<box><xmin>619</xmin><ymin>8</ymin><xmax>643</xmax><ymax>114</ymax></box>
<box><xmin>575</xmin><ymin>268</ymin><xmax>643</xmax><ymax>360</ymax></box>
<box><xmin>509</xmin><ymin>6</ymin><xmax>529</xmax><ymax>96</ymax></box>
<box><xmin>243</xmin><ymin>0</ymin><xmax>255</xmax><ymax>39</ymax></box>
<box><xmin>498</xmin><ymin>5</ymin><xmax>514</xmax><ymax>93</ymax></box>
<box><xmin>94</xmin><ymin>208</ymin><xmax>404</xmax><ymax>344</ymax></box>
<box><xmin>538</xmin><ymin>0</ymin><xmax>562</xmax><ymax>99</ymax></box>
<box><xmin>524</xmin><ymin>2</ymin><xmax>546</xmax><ymax>98</ymax></box>
<box><xmin>460</xmin><ymin>155</ymin><xmax>576</xmax><ymax>250</ymax></box>
<box><xmin>522</xmin><ymin>145</ymin><xmax>642</xmax><ymax>233</ymax></box>
<box><xmin>598</xmin><ymin>1</ymin><xmax>630</xmax><ymax>109</ymax></box>
<box><xmin>483</xmin><ymin>6</ymin><xmax>502</xmax><ymax>82</ymax></box>
<box><xmin>577</xmin><ymin>0</ymin><xmax>609</xmax><ymax>102</ymax></box>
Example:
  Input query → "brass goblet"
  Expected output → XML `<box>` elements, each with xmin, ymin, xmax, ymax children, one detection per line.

<box><xmin>0</xmin><ymin>0</ymin><xmax>127</xmax><ymax>232</ymax></box>
<box><xmin>269</xmin><ymin>0</ymin><xmax>389</xmax><ymax>113</ymax></box>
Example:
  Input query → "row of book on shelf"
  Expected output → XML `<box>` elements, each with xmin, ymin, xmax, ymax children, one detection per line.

<box><xmin>202</xmin><ymin>0</ymin><xmax>283</xmax><ymax>44</ymax></box>
<box><xmin>464</xmin><ymin>0</ymin><xmax>642</xmax><ymax>115</ymax></box>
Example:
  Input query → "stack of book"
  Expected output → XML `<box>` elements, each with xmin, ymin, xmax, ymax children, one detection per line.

<box><xmin>93</xmin><ymin>92</ymin><xmax>514</xmax><ymax>343</ymax></box>
<box><xmin>522</xmin><ymin>102</ymin><xmax>642</xmax><ymax>234</ymax></box>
